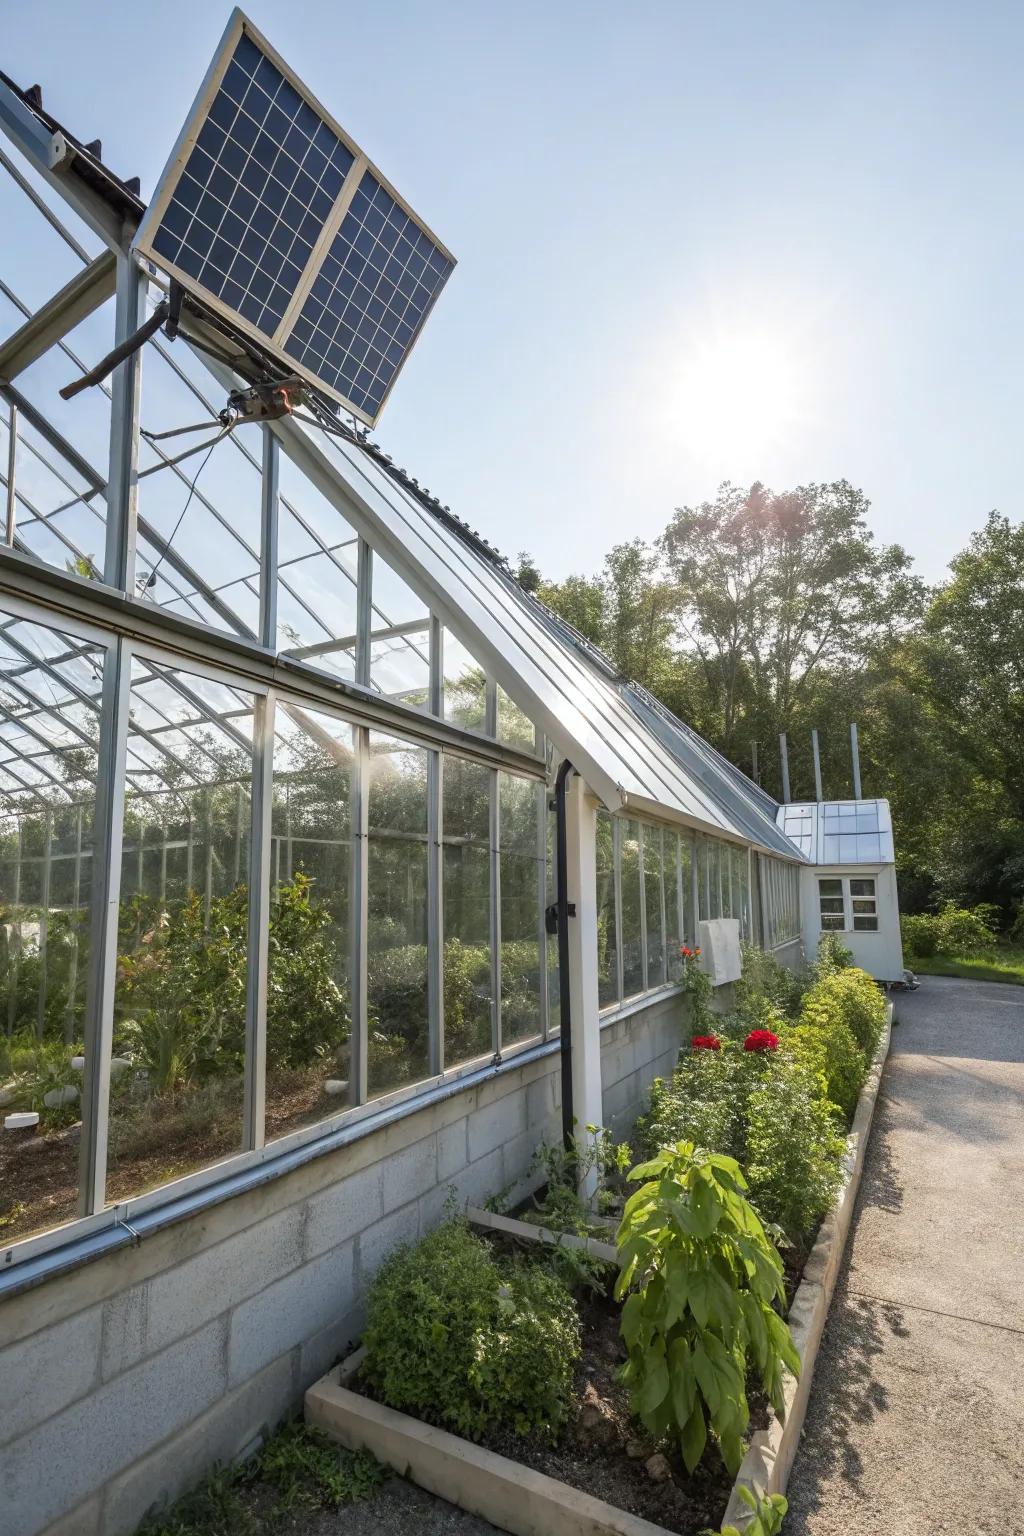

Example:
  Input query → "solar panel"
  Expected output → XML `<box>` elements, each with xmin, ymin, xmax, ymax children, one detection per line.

<box><xmin>133</xmin><ymin>9</ymin><xmax>455</xmax><ymax>425</ymax></box>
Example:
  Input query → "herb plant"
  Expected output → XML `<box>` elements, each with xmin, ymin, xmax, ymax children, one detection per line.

<box><xmin>616</xmin><ymin>1142</ymin><xmax>800</xmax><ymax>1474</ymax></box>
<box><xmin>361</xmin><ymin>1219</ymin><xmax>580</xmax><ymax>1440</ymax></box>
<box><xmin>710</xmin><ymin>1485</ymin><xmax>788</xmax><ymax>1535</ymax></box>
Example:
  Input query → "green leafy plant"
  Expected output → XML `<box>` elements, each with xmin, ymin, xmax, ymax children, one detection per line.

<box><xmin>361</xmin><ymin>1218</ymin><xmax>580</xmax><ymax>1440</ymax></box>
<box><xmin>247</xmin><ymin>1419</ymin><xmax>382</xmax><ymax>1508</ymax></box>
<box><xmin>708</xmin><ymin>1485</ymin><xmax>788</xmax><ymax>1535</ymax></box>
<box><xmin>783</xmin><ymin>1019</ymin><xmax>864</xmax><ymax>1123</ymax></box>
<box><xmin>802</xmin><ymin>966</ymin><xmax>885</xmax><ymax>1061</ymax></box>
<box><xmin>813</xmin><ymin>932</ymin><xmax>853</xmax><ymax>976</ymax></box>
<box><xmin>616</xmin><ymin>1142</ymin><xmax>800</xmax><ymax>1474</ymax></box>
<box><xmin>679</xmin><ymin>945</ymin><xmax>715</xmax><ymax>1034</ymax></box>
<box><xmin>742</xmin><ymin>1063</ymin><xmax>844</xmax><ymax>1244</ymax></box>
<box><xmin>637</xmin><ymin>1048</ymin><xmax>745</xmax><ymax>1162</ymax></box>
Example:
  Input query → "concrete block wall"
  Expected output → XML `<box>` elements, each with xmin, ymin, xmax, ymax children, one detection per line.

<box><xmin>0</xmin><ymin>991</ymin><xmax>683</xmax><ymax>1536</ymax></box>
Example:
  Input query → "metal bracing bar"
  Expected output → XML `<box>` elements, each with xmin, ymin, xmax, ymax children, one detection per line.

<box><xmin>103</xmin><ymin>249</ymin><xmax>145</xmax><ymax>592</ymax></box>
<box><xmin>0</xmin><ymin>249</ymin><xmax>117</xmax><ymax>384</ymax></box>
<box><xmin>355</xmin><ymin>539</ymin><xmax>372</xmax><ymax>689</ymax></box>
<box><xmin>4</xmin><ymin>400</ymin><xmax>15</xmax><ymax>544</ymax></box>
<box><xmin>0</xmin><ymin>700</ymin><xmax>79</xmax><ymax>800</ymax></box>
<box><xmin>486</xmin><ymin>681</ymin><xmax>500</xmax><ymax>1057</ymax></box>
<box><xmin>427</xmin><ymin>615</ymin><xmax>443</xmax><ymax>1072</ymax></box>
<box><xmin>284</xmin><ymin>616</ymin><xmax>427</xmax><ymax>663</ymax></box>
<box><xmin>258</xmin><ymin>428</ymin><xmax>279</xmax><ymax>652</ymax></box>
<box><xmin>613</xmin><ymin>814</ymin><xmax>624</xmax><ymax>1003</ymax></box>
<box><xmin>637</xmin><ymin>823</ymin><xmax>648</xmax><ymax>994</ymax></box>
<box><xmin>78</xmin><ymin>634</ymin><xmax>131</xmax><ymax>1215</ymax></box>
<box><xmin>349</xmin><ymin>726</ymin><xmax>369</xmax><ymax>1106</ymax></box>
<box><xmin>244</xmin><ymin>690</ymin><xmax>273</xmax><ymax>1150</ymax></box>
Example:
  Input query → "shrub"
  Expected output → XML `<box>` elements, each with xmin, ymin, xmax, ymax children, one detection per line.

<box><xmin>637</xmin><ymin>1047</ymin><xmax>745</xmax><ymax>1161</ymax></box>
<box><xmin>737</xmin><ymin>943</ymin><xmax>808</xmax><ymax>1021</ymax></box>
<box><xmin>616</xmin><ymin>1143</ymin><xmax>799</xmax><ymax>1474</ymax></box>
<box><xmin>901</xmin><ymin>912</ymin><xmax>940</xmax><ymax>957</ymax></box>
<box><xmin>361</xmin><ymin>1219</ymin><xmax>580</xmax><ymax>1439</ymax></box>
<box><xmin>712</xmin><ymin>1486</ymin><xmax>788</xmax><ymax>1536</ymax></box>
<box><xmin>814</xmin><ymin>933</ymin><xmax>853</xmax><ymax>976</ymax></box>
<box><xmin>743</xmin><ymin>1062</ymin><xmax>844</xmax><ymax>1243</ymax></box>
<box><xmin>936</xmin><ymin>903</ymin><xmax>997</xmax><ymax>954</ymax></box>
<box><xmin>784</xmin><ymin>1019</ymin><xmax>864</xmax><ymax>1123</ymax></box>
<box><xmin>803</xmin><ymin>967</ymin><xmax>886</xmax><ymax>1062</ymax></box>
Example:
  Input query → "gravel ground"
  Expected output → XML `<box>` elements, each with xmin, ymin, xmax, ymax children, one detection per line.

<box><xmin>786</xmin><ymin>976</ymin><xmax>1024</xmax><ymax>1536</ymax></box>
<box><xmin>284</xmin><ymin>1476</ymin><xmax>502</xmax><ymax>1535</ymax></box>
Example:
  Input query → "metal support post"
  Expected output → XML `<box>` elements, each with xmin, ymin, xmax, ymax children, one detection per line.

<box><xmin>5</xmin><ymin>401</ymin><xmax>16</xmax><ymax>545</ymax></box>
<box><xmin>258</xmin><ymin>428</ymin><xmax>279</xmax><ymax>651</ymax></box>
<box><xmin>243</xmin><ymin>691</ymin><xmax>274</xmax><ymax>1151</ymax></box>
<box><xmin>565</xmin><ymin>773</ymin><xmax>602</xmax><ymax>1201</ymax></box>
<box><xmin>103</xmin><ymin>249</ymin><xmax>145</xmax><ymax>593</ymax></box>
<box><xmin>779</xmin><ymin>733</ymin><xmax>791</xmax><ymax>803</ymax></box>
<box><xmin>78</xmin><ymin>636</ymin><xmax>131</xmax><ymax>1215</ymax></box>
<box><xmin>851</xmin><ymin>722</ymin><xmax>862</xmax><ymax>800</ymax></box>
<box><xmin>812</xmin><ymin>728</ymin><xmax>823</xmax><ymax>801</ymax></box>
<box><xmin>349</xmin><ymin>726</ymin><xmax>369</xmax><ymax>1105</ymax></box>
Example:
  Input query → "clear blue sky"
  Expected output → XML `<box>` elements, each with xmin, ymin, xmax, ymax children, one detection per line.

<box><xmin>5</xmin><ymin>0</ymin><xmax>1022</xmax><ymax>584</ymax></box>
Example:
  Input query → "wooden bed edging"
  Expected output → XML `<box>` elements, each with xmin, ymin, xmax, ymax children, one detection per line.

<box><xmin>465</xmin><ymin>1203</ymin><xmax>618</xmax><ymax>1264</ymax></box>
<box><xmin>305</xmin><ymin>1366</ymin><xmax>672</xmax><ymax>1536</ymax></box>
<box><xmin>720</xmin><ymin>999</ymin><xmax>895</xmax><ymax>1528</ymax></box>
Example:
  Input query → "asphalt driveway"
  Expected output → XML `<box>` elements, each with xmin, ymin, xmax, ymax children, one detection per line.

<box><xmin>786</xmin><ymin>975</ymin><xmax>1024</xmax><ymax>1535</ymax></box>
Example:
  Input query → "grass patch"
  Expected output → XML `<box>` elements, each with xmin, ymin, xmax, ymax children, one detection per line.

<box><xmin>138</xmin><ymin>1420</ymin><xmax>383</xmax><ymax>1535</ymax></box>
<box><xmin>909</xmin><ymin>947</ymin><xmax>1024</xmax><ymax>986</ymax></box>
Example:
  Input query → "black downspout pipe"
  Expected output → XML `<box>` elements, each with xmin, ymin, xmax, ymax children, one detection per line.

<box><xmin>553</xmin><ymin>759</ymin><xmax>575</xmax><ymax>1155</ymax></box>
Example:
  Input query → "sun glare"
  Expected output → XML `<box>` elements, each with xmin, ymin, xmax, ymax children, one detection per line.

<box><xmin>660</xmin><ymin>314</ymin><xmax>815</xmax><ymax>474</ymax></box>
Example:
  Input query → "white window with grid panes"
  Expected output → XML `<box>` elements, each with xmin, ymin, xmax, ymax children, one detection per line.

<box><xmin>818</xmin><ymin>875</ymin><xmax>879</xmax><ymax>933</ymax></box>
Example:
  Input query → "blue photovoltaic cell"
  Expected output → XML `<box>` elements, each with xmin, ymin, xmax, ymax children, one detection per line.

<box><xmin>150</xmin><ymin>32</ymin><xmax>355</xmax><ymax>338</ymax></box>
<box><xmin>284</xmin><ymin>170</ymin><xmax>454</xmax><ymax>418</ymax></box>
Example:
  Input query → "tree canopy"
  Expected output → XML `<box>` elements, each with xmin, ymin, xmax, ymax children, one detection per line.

<box><xmin>529</xmin><ymin>484</ymin><xmax>1023</xmax><ymax>922</ymax></box>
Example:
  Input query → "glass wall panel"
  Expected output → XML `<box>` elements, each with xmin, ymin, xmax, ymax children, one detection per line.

<box><xmin>596</xmin><ymin>809</ymin><xmax>618</xmax><ymax>1007</ymax></box>
<box><xmin>442</xmin><ymin>755</ymin><xmax>492</xmax><ymax>1068</ymax></box>
<box><xmin>644</xmin><ymin>826</ymin><xmax>666</xmax><ymax>986</ymax></box>
<box><xmin>696</xmin><ymin>838</ymin><xmax>709</xmax><ymax>924</ymax></box>
<box><xmin>499</xmin><ymin>773</ymin><xmax>543</xmax><ymax>1047</ymax></box>
<box><xmin>266</xmin><ymin>706</ymin><xmax>353</xmax><ymax>1140</ymax></box>
<box><xmin>0</xmin><ymin>614</ymin><xmax>103</xmax><ymax>1243</ymax></box>
<box><xmin>681</xmin><ymin>835</ymin><xmax>694</xmax><ymax>944</ymax></box>
<box><xmin>274</xmin><ymin>455</ymin><xmax>359</xmax><ymax>679</ymax></box>
<box><xmin>366</xmin><ymin>733</ymin><xmax>429</xmax><ymax>1098</ymax></box>
<box><xmin>497</xmin><ymin>686</ymin><xmax>536</xmax><ymax>752</ymax></box>
<box><xmin>708</xmin><ymin>840</ymin><xmax>723</xmax><ymax>920</ymax></box>
<box><xmin>620</xmin><ymin>819</ymin><xmax>643</xmax><ymax>997</ymax></box>
<box><xmin>665</xmin><ymin>832</ymin><xmax>683</xmax><ymax>982</ymax></box>
<box><xmin>110</xmin><ymin>659</ymin><xmax>255</xmax><ymax>1203</ymax></box>
<box><xmin>443</xmin><ymin>630</ymin><xmax>487</xmax><ymax>731</ymax></box>
<box><xmin>369</xmin><ymin>561</ymin><xmax>430</xmax><ymax>709</ymax></box>
<box><xmin>546</xmin><ymin>800</ymin><xmax>560</xmax><ymax>1032</ymax></box>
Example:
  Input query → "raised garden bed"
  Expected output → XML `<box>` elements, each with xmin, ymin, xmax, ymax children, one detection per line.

<box><xmin>305</xmin><ymin>1002</ymin><xmax>894</xmax><ymax>1536</ymax></box>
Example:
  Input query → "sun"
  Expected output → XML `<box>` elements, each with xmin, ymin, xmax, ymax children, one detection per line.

<box><xmin>659</xmin><ymin>309</ymin><xmax>816</xmax><ymax>475</ymax></box>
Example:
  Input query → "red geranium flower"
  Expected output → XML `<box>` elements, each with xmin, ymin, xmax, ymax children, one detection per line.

<box><xmin>691</xmin><ymin>1034</ymin><xmax>722</xmax><ymax>1051</ymax></box>
<box><xmin>744</xmin><ymin>1029</ymin><xmax>779</xmax><ymax>1052</ymax></box>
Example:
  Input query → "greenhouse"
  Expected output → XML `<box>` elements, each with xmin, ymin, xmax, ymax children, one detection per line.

<box><xmin>0</xmin><ymin>61</ymin><xmax>891</xmax><ymax>1536</ymax></box>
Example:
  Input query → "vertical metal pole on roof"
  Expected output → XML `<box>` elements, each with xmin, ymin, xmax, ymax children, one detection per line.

<box><xmin>5</xmin><ymin>401</ymin><xmax>17</xmax><ymax>546</ymax></box>
<box><xmin>612</xmin><ymin>816</ymin><xmax>624</xmax><ymax>1004</ymax></box>
<box><xmin>258</xmin><ymin>428</ymin><xmax>280</xmax><ymax>652</ymax></box>
<box><xmin>355</xmin><ymin>539</ymin><xmax>373</xmax><ymax>689</ymax></box>
<box><xmin>779</xmin><ymin>734</ymin><xmax>791</xmax><ymax>803</ymax></box>
<box><xmin>637</xmin><ymin>823</ymin><xmax>649</xmax><ymax>994</ymax></box>
<box><xmin>243</xmin><ymin>691</ymin><xmax>274</xmax><ymax>1151</ymax></box>
<box><xmin>349</xmin><ymin>726</ymin><xmax>369</xmax><ymax>1106</ymax></box>
<box><xmin>850</xmin><ymin>722</ymin><xmax>862</xmax><ymax>800</ymax></box>
<box><xmin>486</xmin><ymin>681</ymin><xmax>501</xmax><ymax>1058</ymax></box>
<box><xmin>812</xmin><ymin>729</ymin><xmax>823</xmax><ymax>801</ymax></box>
<box><xmin>103</xmin><ymin>249</ymin><xmax>145</xmax><ymax>593</ymax></box>
<box><xmin>427</xmin><ymin>616</ymin><xmax>444</xmax><ymax>1073</ymax></box>
<box><xmin>751</xmin><ymin>740</ymin><xmax>759</xmax><ymax>786</ymax></box>
<box><xmin>78</xmin><ymin>635</ymin><xmax>131</xmax><ymax>1217</ymax></box>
